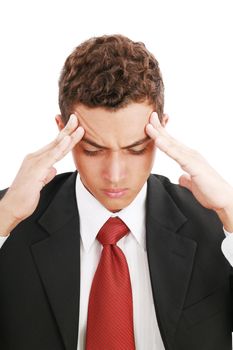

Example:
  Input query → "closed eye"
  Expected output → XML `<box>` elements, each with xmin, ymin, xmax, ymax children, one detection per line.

<box><xmin>83</xmin><ymin>148</ymin><xmax>148</xmax><ymax>157</ymax></box>
<box><xmin>83</xmin><ymin>149</ymin><xmax>103</xmax><ymax>156</ymax></box>
<box><xmin>128</xmin><ymin>147</ymin><xmax>147</xmax><ymax>155</ymax></box>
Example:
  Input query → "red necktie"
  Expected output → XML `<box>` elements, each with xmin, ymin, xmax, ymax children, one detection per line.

<box><xmin>85</xmin><ymin>217</ymin><xmax>136</xmax><ymax>350</ymax></box>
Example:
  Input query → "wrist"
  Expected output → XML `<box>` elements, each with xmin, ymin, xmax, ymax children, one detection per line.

<box><xmin>0</xmin><ymin>197</ymin><xmax>21</xmax><ymax>236</ymax></box>
<box><xmin>215</xmin><ymin>202</ymin><xmax>233</xmax><ymax>233</ymax></box>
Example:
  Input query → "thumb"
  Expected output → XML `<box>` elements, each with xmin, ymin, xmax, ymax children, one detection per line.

<box><xmin>179</xmin><ymin>174</ymin><xmax>192</xmax><ymax>191</ymax></box>
<box><xmin>43</xmin><ymin>167</ymin><xmax>57</xmax><ymax>186</ymax></box>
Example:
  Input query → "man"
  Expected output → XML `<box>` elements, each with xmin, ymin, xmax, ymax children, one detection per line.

<box><xmin>0</xmin><ymin>34</ymin><xmax>233</xmax><ymax>350</ymax></box>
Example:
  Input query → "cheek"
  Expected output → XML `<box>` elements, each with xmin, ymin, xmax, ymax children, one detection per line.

<box><xmin>72</xmin><ymin>150</ymin><xmax>101</xmax><ymax>176</ymax></box>
<box><xmin>140</xmin><ymin>149</ymin><xmax>156</xmax><ymax>176</ymax></box>
<box><xmin>137</xmin><ymin>148</ymin><xmax>156</xmax><ymax>169</ymax></box>
<box><xmin>71</xmin><ymin>149</ymin><xmax>79</xmax><ymax>170</ymax></box>
<box><xmin>125</xmin><ymin>155</ymin><xmax>155</xmax><ymax>180</ymax></box>
<box><xmin>71</xmin><ymin>148</ymin><xmax>87</xmax><ymax>172</ymax></box>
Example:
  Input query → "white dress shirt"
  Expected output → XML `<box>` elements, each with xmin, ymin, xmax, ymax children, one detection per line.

<box><xmin>76</xmin><ymin>174</ymin><xmax>165</xmax><ymax>349</ymax></box>
<box><xmin>1</xmin><ymin>175</ymin><xmax>233</xmax><ymax>350</ymax></box>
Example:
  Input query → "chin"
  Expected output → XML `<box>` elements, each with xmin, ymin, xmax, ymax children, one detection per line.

<box><xmin>109</xmin><ymin>208</ymin><xmax>122</xmax><ymax>213</ymax></box>
<box><xmin>104</xmin><ymin>201</ymin><xmax>130</xmax><ymax>213</ymax></box>
<box><xmin>103</xmin><ymin>201</ymin><xmax>125</xmax><ymax>213</ymax></box>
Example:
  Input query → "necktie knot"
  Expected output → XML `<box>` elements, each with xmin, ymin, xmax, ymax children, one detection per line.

<box><xmin>97</xmin><ymin>217</ymin><xmax>129</xmax><ymax>245</ymax></box>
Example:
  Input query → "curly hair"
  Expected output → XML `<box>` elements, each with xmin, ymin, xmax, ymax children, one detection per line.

<box><xmin>58</xmin><ymin>34</ymin><xmax>164</xmax><ymax>123</ymax></box>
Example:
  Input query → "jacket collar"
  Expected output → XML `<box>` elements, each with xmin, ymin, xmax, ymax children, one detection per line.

<box><xmin>31</xmin><ymin>172</ymin><xmax>197</xmax><ymax>350</ymax></box>
<box><xmin>146</xmin><ymin>174</ymin><xmax>197</xmax><ymax>349</ymax></box>
<box><xmin>31</xmin><ymin>171</ymin><xmax>80</xmax><ymax>350</ymax></box>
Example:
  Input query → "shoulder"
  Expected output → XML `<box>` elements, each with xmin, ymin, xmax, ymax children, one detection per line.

<box><xmin>150</xmin><ymin>173</ymin><xmax>216</xmax><ymax>215</ymax></box>
<box><xmin>30</xmin><ymin>171</ymin><xmax>77</xmax><ymax>217</ymax></box>
<box><xmin>40</xmin><ymin>171</ymin><xmax>75</xmax><ymax>197</ymax></box>
<box><xmin>0</xmin><ymin>172</ymin><xmax>77</xmax><ymax>249</ymax></box>
<box><xmin>149</xmin><ymin>173</ymin><xmax>224</xmax><ymax>239</ymax></box>
<box><xmin>0</xmin><ymin>171</ymin><xmax>74</xmax><ymax>200</ymax></box>
<box><xmin>0</xmin><ymin>171</ymin><xmax>76</xmax><ymax>226</ymax></box>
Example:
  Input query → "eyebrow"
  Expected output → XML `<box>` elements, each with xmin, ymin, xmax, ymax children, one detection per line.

<box><xmin>81</xmin><ymin>136</ymin><xmax>151</xmax><ymax>149</ymax></box>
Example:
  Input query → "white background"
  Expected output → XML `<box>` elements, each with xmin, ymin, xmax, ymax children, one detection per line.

<box><xmin>0</xmin><ymin>0</ymin><xmax>233</xmax><ymax>189</ymax></box>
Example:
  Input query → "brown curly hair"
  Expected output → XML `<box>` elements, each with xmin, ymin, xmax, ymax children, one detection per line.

<box><xmin>58</xmin><ymin>34</ymin><xmax>164</xmax><ymax>123</ymax></box>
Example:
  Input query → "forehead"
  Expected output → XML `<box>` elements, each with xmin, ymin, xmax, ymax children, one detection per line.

<box><xmin>74</xmin><ymin>102</ymin><xmax>154</xmax><ymax>147</ymax></box>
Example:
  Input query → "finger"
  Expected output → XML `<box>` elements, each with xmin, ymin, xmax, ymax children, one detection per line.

<box><xmin>146</xmin><ymin>112</ymin><xmax>199</xmax><ymax>171</ymax></box>
<box><xmin>33</xmin><ymin>114</ymin><xmax>79</xmax><ymax>157</ymax></box>
<box><xmin>56</xmin><ymin>114</ymin><xmax>78</xmax><ymax>142</ymax></box>
<box><xmin>146</xmin><ymin>112</ymin><xmax>169</xmax><ymax>144</ymax></box>
<box><xmin>150</xmin><ymin>112</ymin><xmax>163</xmax><ymax>129</ymax></box>
<box><xmin>42</xmin><ymin>126</ymin><xmax>85</xmax><ymax>167</ymax></box>
<box><xmin>59</xmin><ymin>126</ymin><xmax>85</xmax><ymax>155</ymax></box>
<box><xmin>146</xmin><ymin>123</ymin><xmax>160</xmax><ymax>140</ymax></box>
<box><xmin>40</xmin><ymin>167</ymin><xmax>57</xmax><ymax>188</ymax></box>
<box><xmin>179</xmin><ymin>174</ymin><xmax>192</xmax><ymax>190</ymax></box>
<box><xmin>148</xmin><ymin>125</ymin><xmax>197</xmax><ymax>172</ymax></box>
<box><xmin>44</xmin><ymin>134</ymin><xmax>72</xmax><ymax>164</ymax></box>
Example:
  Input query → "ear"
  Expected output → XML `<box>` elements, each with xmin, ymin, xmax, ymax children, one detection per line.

<box><xmin>55</xmin><ymin>114</ymin><xmax>65</xmax><ymax>131</ymax></box>
<box><xmin>161</xmin><ymin>113</ymin><xmax>169</xmax><ymax>127</ymax></box>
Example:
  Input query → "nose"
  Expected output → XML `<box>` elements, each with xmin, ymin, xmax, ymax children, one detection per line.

<box><xmin>102</xmin><ymin>151</ymin><xmax>126</xmax><ymax>184</ymax></box>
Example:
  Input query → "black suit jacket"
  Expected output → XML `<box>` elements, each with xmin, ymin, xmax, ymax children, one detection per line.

<box><xmin>0</xmin><ymin>171</ymin><xmax>232</xmax><ymax>350</ymax></box>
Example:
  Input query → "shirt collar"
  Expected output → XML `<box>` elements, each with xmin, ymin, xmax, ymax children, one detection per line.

<box><xmin>75</xmin><ymin>174</ymin><xmax>147</xmax><ymax>252</ymax></box>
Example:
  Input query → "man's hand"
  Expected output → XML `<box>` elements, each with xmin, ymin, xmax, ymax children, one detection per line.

<box><xmin>0</xmin><ymin>114</ymin><xmax>84</xmax><ymax>236</ymax></box>
<box><xmin>146</xmin><ymin>112</ymin><xmax>233</xmax><ymax>231</ymax></box>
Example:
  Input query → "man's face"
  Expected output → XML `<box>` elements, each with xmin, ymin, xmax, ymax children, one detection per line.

<box><xmin>57</xmin><ymin>102</ymin><xmax>167</xmax><ymax>212</ymax></box>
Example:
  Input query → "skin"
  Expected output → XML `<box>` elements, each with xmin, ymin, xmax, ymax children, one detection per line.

<box><xmin>56</xmin><ymin>102</ymin><xmax>168</xmax><ymax>212</ymax></box>
<box><xmin>0</xmin><ymin>115</ymin><xmax>85</xmax><ymax>234</ymax></box>
<box><xmin>0</xmin><ymin>102</ymin><xmax>233</xmax><ymax>236</ymax></box>
<box><xmin>146</xmin><ymin>112</ymin><xmax>233</xmax><ymax>230</ymax></box>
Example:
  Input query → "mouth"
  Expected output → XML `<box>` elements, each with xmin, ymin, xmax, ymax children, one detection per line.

<box><xmin>102</xmin><ymin>188</ymin><xmax>128</xmax><ymax>198</ymax></box>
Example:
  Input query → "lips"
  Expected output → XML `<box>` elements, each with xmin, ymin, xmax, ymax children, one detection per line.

<box><xmin>103</xmin><ymin>188</ymin><xmax>128</xmax><ymax>198</ymax></box>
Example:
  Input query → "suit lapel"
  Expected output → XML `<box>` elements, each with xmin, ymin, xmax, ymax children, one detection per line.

<box><xmin>146</xmin><ymin>175</ymin><xmax>197</xmax><ymax>349</ymax></box>
<box><xmin>31</xmin><ymin>172</ymin><xmax>80</xmax><ymax>350</ymax></box>
<box><xmin>30</xmin><ymin>172</ymin><xmax>197</xmax><ymax>350</ymax></box>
